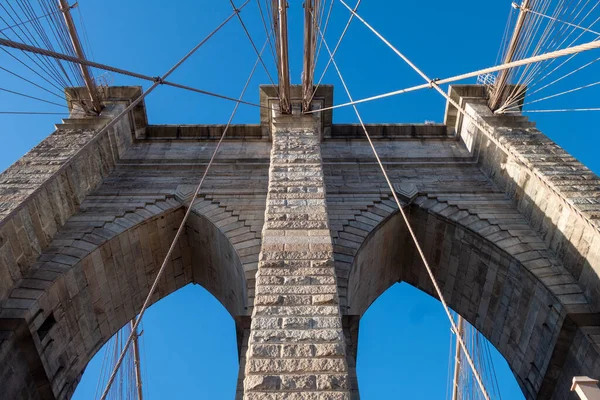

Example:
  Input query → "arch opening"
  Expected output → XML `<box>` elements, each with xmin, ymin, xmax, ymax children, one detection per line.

<box><xmin>347</xmin><ymin>206</ymin><xmax>567</xmax><ymax>399</ymax></box>
<box><xmin>72</xmin><ymin>284</ymin><xmax>239</xmax><ymax>399</ymax></box>
<box><xmin>357</xmin><ymin>282</ymin><xmax>524</xmax><ymax>398</ymax></box>
<box><xmin>0</xmin><ymin>205</ymin><xmax>248</xmax><ymax>399</ymax></box>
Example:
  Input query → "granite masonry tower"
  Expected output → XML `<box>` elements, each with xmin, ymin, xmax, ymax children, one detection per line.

<box><xmin>2</xmin><ymin>84</ymin><xmax>600</xmax><ymax>400</ymax></box>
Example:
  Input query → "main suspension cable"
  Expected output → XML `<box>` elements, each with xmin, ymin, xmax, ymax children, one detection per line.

<box><xmin>0</xmin><ymin>6</ymin><xmax>270</xmax><ymax>110</ymax></box>
<box><xmin>306</xmin><ymin>33</ymin><xmax>600</xmax><ymax>114</ymax></box>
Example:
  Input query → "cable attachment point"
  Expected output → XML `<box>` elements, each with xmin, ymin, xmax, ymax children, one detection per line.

<box><xmin>154</xmin><ymin>76</ymin><xmax>163</xmax><ymax>84</ymax></box>
<box><xmin>428</xmin><ymin>78</ymin><xmax>440</xmax><ymax>88</ymax></box>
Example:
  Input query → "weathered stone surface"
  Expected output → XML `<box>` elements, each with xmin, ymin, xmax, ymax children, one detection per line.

<box><xmin>1</xmin><ymin>85</ymin><xmax>600</xmax><ymax>400</ymax></box>
<box><xmin>242</xmin><ymin>109</ymin><xmax>349</xmax><ymax>399</ymax></box>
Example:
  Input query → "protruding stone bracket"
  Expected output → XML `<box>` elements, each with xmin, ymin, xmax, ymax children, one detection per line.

<box><xmin>174</xmin><ymin>184</ymin><xmax>195</xmax><ymax>205</ymax></box>
<box><xmin>65</xmin><ymin>86</ymin><xmax>148</xmax><ymax>139</ymax></box>
<box><xmin>572</xmin><ymin>376</ymin><xmax>600</xmax><ymax>400</ymax></box>
<box><xmin>393</xmin><ymin>182</ymin><xmax>419</xmax><ymax>205</ymax></box>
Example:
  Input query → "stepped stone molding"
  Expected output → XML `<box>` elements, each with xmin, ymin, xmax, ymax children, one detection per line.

<box><xmin>1</xmin><ymin>85</ymin><xmax>600</xmax><ymax>399</ymax></box>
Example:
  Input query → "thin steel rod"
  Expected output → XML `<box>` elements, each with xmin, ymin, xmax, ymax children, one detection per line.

<box><xmin>159</xmin><ymin>80</ymin><xmax>265</xmax><ymax>109</ymax></box>
<box><xmin>57</xmin><ymin>0</ymin><xmax>102</xmax><ymax>113</ymax></box>
<box><xmin>99</xmin><ymin>35</ymin><xmax>264</xmax><ymax>400</ymax></box>
<box><xmin>0</xmin><ymin>64</ymin><xmax>63</xmax><ymax>98</ymax></box>
<box><xmin>0</xmin><ymin>7</ymin><xmax>61</xmax><ymax>33</ymax></box>
<box><xmin>335</xmin><ymin>2</ymin><xmax>496</xmax><ymax>398</ymax></box>
<box><xmin>307</xmin><ymin>35</ymin><xmax>600</xmax><ymax>114</ymax></box>
<box><xmin>514</xmin><ymin>1</ymin><xmax>600</xmax><ymax>36</ymax></box>
<box><xmin>0</xmin><ymin>86</ymin><xmax>66</xmax><ymax>107</ymax></box>
<box><xmin>0</xmin><ymin>111</ymin><xmax>68</xmax><ymax>114</ymax></box>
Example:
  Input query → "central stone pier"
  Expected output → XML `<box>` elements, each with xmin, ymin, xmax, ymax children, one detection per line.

<box><xmin>242</xmin><ymin>104</ymin><xmax>350</xmax><ymax>399</ymax></box>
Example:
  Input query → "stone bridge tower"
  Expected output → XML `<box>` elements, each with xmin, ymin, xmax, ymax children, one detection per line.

<box><xmin>1</xmin><ymin>84</ymin><xmax>600</xmax><ymax>400</ymax></box>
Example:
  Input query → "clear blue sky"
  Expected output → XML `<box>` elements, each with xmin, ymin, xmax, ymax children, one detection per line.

<box><xmin>2</xmin><ymin>0</ymin><xmax>600</xmax><ymax>398</ymax></box>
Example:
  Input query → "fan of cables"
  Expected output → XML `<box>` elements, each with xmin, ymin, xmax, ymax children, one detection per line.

<box><xmin>446</xmin><ymin>314</ymin><xmax>504</xmax><ymax>400</ymax></box>
<box><xmin>94</xmin><ymin>321</ymin><xmax>147</xmax><ymax>400</ymax></box>
<box><xmin>0</xmin><ymin>0</ymin><xmax>96</xmax><ymax>115</ymax></box>
<box><xmin>489</xmin><ymin>0</ymin><xmax>600</xmax><ymax>115</ymax></box>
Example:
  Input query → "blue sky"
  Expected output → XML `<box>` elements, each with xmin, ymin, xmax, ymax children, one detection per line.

<box><xmin>2</xmin><ymin>0</ymin><xmax>600</xmax><ymax>398</ymax></box>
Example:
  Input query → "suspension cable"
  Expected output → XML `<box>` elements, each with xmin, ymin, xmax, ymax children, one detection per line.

<box><xmin>0</xmin><ymin>2</ymin><xmax>267</xmax><ymax>110</ymax></box>
<box><xmin>0</xmin><ymin>64</ymin><xmax>63</xmax><ymax>98</ymax></box>
<box><xmin>513</xmin><ymin>1</ymin><xmax>600</xmax><ymax>36</ymax></box>
<box><xmin>0</xmin><ymin>110</ymin><xmax>68</xmax><ymax>114</ymax></box>
<box><xmin>0</xmin><ymin>5</ymin><xmax>61</xmax><ymax>33</ymax></box>
<box><xmin>506</xmin><ymin>107</ymin><xmax>600</xmax><ymax>112</ymax></box>
<box><xmin>98</xmin><ymin>37</ymin><xmax>266</xmax><ymax>400</ymax></box>
<box><xmin>332</xmin><ymin>0</ymin><xmax>506</xmax><ymax>400</ymax></box>
<box><xmin>228</xmin><ymin>0</ymin><xmax>279</xmax><ymax>95</ymax></box>
<box><xmin>0</xmin><ymin>86</ymin><xmax>66</xmax><ymax>107</ymax></box>
<box><xmin>306</xmin><ymin>33</ymin><xmax>600</xmax><ymax>114</ymax></box>
<box><xmin>317</xmin><ymin>19</ymin><xmax>492</xmax><ymax>400</ymax></box>
<box><xmin>308</xmin><ymin>0</ymin><xmax>361</xmax><ymax>106</ymax></box>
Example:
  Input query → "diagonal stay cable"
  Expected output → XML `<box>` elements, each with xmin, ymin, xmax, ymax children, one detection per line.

<box><xmin>228</xmin><ymin>0</ymin><xmax>279</xmax><ymax>96</ymax></box>
<box><xmin>505</xmin><ymin>107</ymin><xmax>600</xmax><ymax>112</ymax></box>
<box><xmin>324</xmin><ymin>4</ymin><xmax>497</xmax><ymax>399</ymax></box>
<box><xmin>503</xmin><ymin>78</ymin><xmax>600</xmax><ymax>111</ymax></box>
<box><xmin>516</xmin><ymin>2</ymin><xmax>600</xmax><ymax>36</ymax></box>
<box><xmin>0</xmin><ymin>86</ymin><xmax>66</xmax><ymax>107</ymax></box>
<box><xmin>256</xmin><ymin>0</ymin><xmax>278</xmax><ymax>68</ymax></box>
<box><xmin>0</xmin><ymin>35</ymin><xmax>267</xmax><ymax>109</ymax></box>
<box><xmin>0</xmin><ymin>64</ymin><xmax>63</xmax><ymax>98</ymax></box>
<box><xmin>0</xmin><ymin>111</ymin><xmax>68</xmax><ymax>114</ymax></box>
<box><xmin>332</xmin><ymin>9</ymin><xmax>600</xmax><ymax>392</ymax></box>
<box><xmin>306</xmin><ymin>34</ymin><xmax>600</xmax><ymax>114</ymax></box>
<box><xmin>312</xmin><ymin>0</ymin><xmax>335</xmax><ymax>78</ymax></box>
<box><xmin>98</xmin><ymin>37</ymin><xmax>266</xmax><ymax>400</ymax></box>
<box><xmin>3</xmin><ymin>0</ymin><xmax>251</xmax><ymax>232</ymax></box>
<box><xmin>0</xmin><ymin>5</ymin><xmax>60</xmax><ymax>33</ymax></box>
